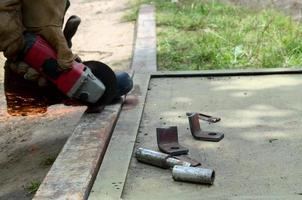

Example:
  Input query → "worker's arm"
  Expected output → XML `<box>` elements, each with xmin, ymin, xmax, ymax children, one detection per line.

<box><xmin>0</xmin><ymin>0</ymin><xmax>75</xmax><ymax>87</ymax></box>
<box><xmin>22</xmin><ymin>0</ymin><xmax>74</xmax><ymax>71</ymax></box>
<box><xmin>0</xmin><ymin>0</ymin><xmax>24</xmax><ymax>59</ymax></box>
<box><xmin>0</xmin><ymin>0</ymin><xmax>74</xmax><ymax>71</ymax></box>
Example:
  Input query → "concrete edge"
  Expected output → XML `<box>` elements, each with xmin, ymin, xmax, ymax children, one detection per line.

<box><xmin>88</xmin><ymin>4</ymin><xmax>157</xmax><ymax>199</ymax></box>
<box><xmin>131</xmin><ymin>4</ymin><xmax>157</xmax><ymax>73</ymax></box>
<box><xmin>88</xmin><ymin>74</ymin><xmax>150</xmax><ymax>200</ymax></box>
<box><xmin>33</xmin><ymin>103</ymin><xmax>122</xmax><ymax>200</ymax></box>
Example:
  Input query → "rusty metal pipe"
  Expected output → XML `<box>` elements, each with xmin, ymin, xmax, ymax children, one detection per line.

<box><xmin>172</xmin><ymin>166</ymin><xmax>215</xmax><ymax>185</ymax></box>
<box><xmin>135</xmin><ymin>148</ymin><xmax>191</xmax><ymax>169</ymax></box>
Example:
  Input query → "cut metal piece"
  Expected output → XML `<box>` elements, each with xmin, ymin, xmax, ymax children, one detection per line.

<box><xmin>166</xmin><ymin>157</ymin><xmax>191</xmax><ymax>168</ymax></box>
<box><xmin>156</xmin><ymin>126</ymin><xmax>189</xmax><ymax>156</ymax></box>
<box><xmin>175</xmin><ymin>155</ymin><xmax>201</xmax><ymax>167</ymax></box>
<box><xmin>186</xmin><ymin>112</ymin><xmax>221</xmax><ymax>123</ymax></box>
<box><xmin>135</xmin><ymin>148</ymin><xmax>191</xmax><ymax>169</ymax></box>
<box><xmin>172</xmin><ymin>166</ymin><xmax>215</xmax><ymax>185</ymax></box>
<box><xmin>188</xmin><ymin>113</ymin><xmax>224</xmax><ymax>142</ymax></box>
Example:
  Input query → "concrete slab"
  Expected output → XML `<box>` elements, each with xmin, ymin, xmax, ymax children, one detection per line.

<box><xmin>132</xmin><ymin>5</ymin><xmax>157</xmax><ymax>72</ymax></box>
<box><xmin>120</xmin><ymin>73</ymin><xmax>302</xmax><ymax>199</ymax></box>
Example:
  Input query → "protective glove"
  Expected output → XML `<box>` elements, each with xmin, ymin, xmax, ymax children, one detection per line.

<box><xmin>5</xmin><ymin>60</ymin><xmax>49</xmax><ymax>87</ymax></box>
<box><xmin>5</xmin><ymin>14</ymin><xmax>82</xmax><ymax>87</ymax></box>
<box><xmin>0</xmin><ymin>0</ymin><xmax>24</xmax><ymax>59</ymax></box>
<box><xmin>21</xmin><ymin>0</ymin><xmax>73</xmax><ymax>71</ymax></box>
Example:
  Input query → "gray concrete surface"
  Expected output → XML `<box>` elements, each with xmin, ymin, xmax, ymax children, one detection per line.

<box><xmin>132</xmin><ymin>5</ymin><xmax>157</xmax><ymax>73</ymax></box>
<box><xmin>122</xmin><ymin>74</ymin><xmax>302</xmax><ymax>199</ymax></box>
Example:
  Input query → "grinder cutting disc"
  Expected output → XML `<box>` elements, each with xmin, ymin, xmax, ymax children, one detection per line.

<box><xmin>83</xmin><ymin>61</ymin><xmax>117</xmax><ymax>106</ymax></box>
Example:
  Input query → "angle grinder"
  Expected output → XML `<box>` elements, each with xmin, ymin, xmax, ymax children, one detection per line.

<box><xmin>22</xmin><ymin>32</ymin><xmax>117</xmax><ymax>106</ymax></box>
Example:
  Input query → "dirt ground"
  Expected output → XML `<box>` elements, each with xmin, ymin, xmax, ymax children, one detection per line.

<box><xmin>0</xmin><ymin>0</ymin><xmax>134</xmax><ymax>199</ymax></box>
<box><xmin>221</xmin><ymin>0</ymin><xmax>302</xmax><ymax>21</ymax></box>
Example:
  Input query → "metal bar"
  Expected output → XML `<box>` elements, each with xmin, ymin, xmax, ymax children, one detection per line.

<box><xmin>33</xmin><ymin>103</ymin><xmax>122</xmax><ymax>200</ymax></box>
<box><xmin>88</xmin><ymin>74</ymin><xmax>150</xmax><ymax>200</ymax></box>
<box><xmin>151</xmin><ymin>68</ymin><xmax>302</xmax><ymax>78</ymax></box>
<box><xmin>132</xmin><ymin>4</ymin><xmax>157</xmax><ymax>73</ymax></box>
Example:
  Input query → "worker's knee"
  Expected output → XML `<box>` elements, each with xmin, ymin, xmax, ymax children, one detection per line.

<box><xmin>115</xmin><ymin>72</ymin><xmax>133</xmax><ymax>97</ymax></box>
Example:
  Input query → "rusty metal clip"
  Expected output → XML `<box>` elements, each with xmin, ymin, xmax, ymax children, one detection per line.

<box><xmin>156</xmin><ymin>126</ymin><xmax>189</xmax><ymax>156</ymax></box>
<box><xmin>187</xmin><ymin>113</ymin><xmax>224</xmax><ymax>142</ymax></box>
<box><xmin>186</xmin><ymin>112</ymin><xmax>221</xmax><ymax>123</ymax></box>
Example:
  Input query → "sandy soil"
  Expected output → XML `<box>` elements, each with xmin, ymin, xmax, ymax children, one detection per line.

<box><xmin>68</xmin><ymin>0</ymin><xmax>134</xmax><ymax>70</ymax></box>
<box><xmin>0</xmin><ymin>0</ymin><xmax>134</xmax><ymax>199</ymax></box>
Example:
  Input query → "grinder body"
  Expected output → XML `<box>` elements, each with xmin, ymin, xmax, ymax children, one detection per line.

<box><xmin>22</xmin><ymin>33</ymin><xmax>106</xmax><ymax>104</ymax></box>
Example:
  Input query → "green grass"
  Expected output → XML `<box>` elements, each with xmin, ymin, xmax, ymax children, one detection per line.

<box><xmin>25</xmin><ymin>180</ymin><xmax>41</xmax><ymax>194</ymax></box>
<box><xmin>125</xmin><ymin>0</ymin><xmax>302</xmax><ymax>70</ymax></box>
<box><xmin>40</xmin><ymin>154</ymin><xmax>57</xmax><ymax>167</ymax></box>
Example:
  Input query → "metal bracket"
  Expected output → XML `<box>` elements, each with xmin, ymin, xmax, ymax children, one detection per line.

<box><xmin>187</xmin><ymin>113</ymin><xmax>224</xmax><ymax>142</ymax></box>
<box><xmin>186</xmin><ymin>112</ymin><xmax>221</xmax><ymax>123</ymax></box>
<box><xmin>156</xmin><ymin>126</ymin><xmax>189</xmax><ymax>156</ymax></box>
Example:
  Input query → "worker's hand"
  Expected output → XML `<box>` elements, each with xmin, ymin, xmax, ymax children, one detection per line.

<box><xmin>0</xmin><ymin>0</ymin><xmax>24</xmax><ymax>59</ymax></box>
<box><xmin>22</xmin><ymin>0</ymin><xmax>74</xmax><ymax>71</ymax></box>
<box><xmin>28</xmin><ymin>27</ymin><xmax>74</xmax><ymax>71</ymax></box>
<box><xmin>5</xmin><ymin>60</ymin><xmax>49</xmax><ymax>87</ymax></box>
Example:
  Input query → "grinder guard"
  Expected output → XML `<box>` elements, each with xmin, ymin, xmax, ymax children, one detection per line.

<box><xmin>66</xmin><ymin>64</ymin><xmax>106</xmax><ymax>103</ymax></box>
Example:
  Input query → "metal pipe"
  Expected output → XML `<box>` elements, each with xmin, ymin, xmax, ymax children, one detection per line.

<box><xmin>135</xmin><ymin>148</ymin><xmax>170</xmax><ymax>168</ymax></box>
<box><xmin>172</xmin><ymin>166</ymin><xmax>215</xmax><ymax>185</ymax></box>
<box><xmin>135</xmin><ymin>148</ymin><xmax>191</xmax><ymax>169</ymax></box>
